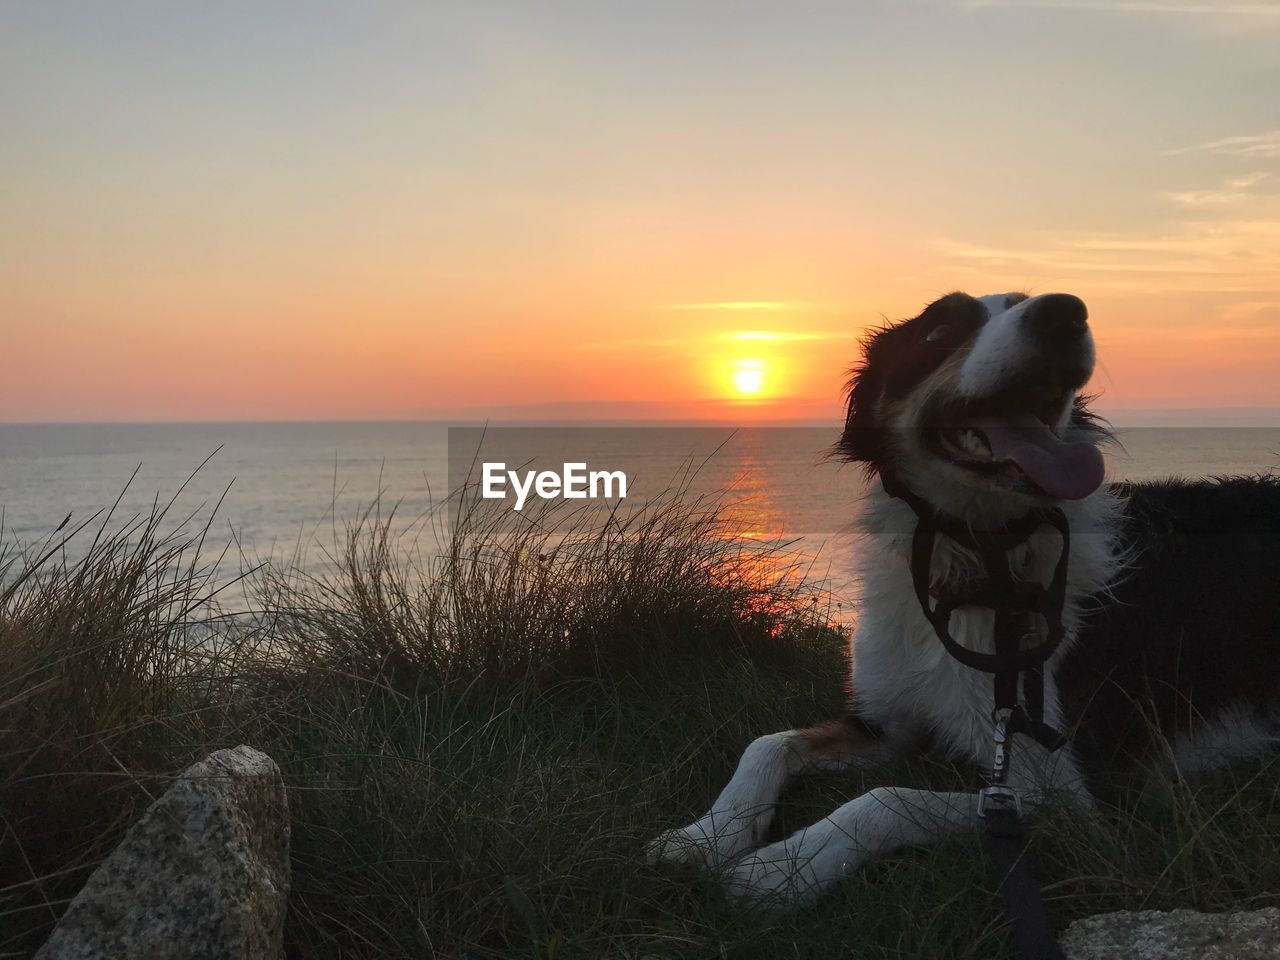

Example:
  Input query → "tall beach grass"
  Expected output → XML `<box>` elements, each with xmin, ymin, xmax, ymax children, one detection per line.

<box><xmin>2</xmin><ymin>476</ymin><xmax>1279</xmax><ymax>958</ymax></box>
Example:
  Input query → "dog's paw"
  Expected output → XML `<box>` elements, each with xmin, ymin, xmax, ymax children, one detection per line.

<box><xmin>724</xmin><ymin>828</ymin><xmax>853</xmax><ymax>907</ymax></box>
<box><xmin>645</xmin><ymin>814</ymin><xmax>757</xmax><ymax>869</ymax></box>
<box><xmin>724</xmin><ymin>844</ymin><xmax>820</xmax><ymax>906</ymax></box>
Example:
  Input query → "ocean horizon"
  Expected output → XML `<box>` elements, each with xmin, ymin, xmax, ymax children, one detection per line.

<box><xmin>4</xmin><ymin>422</ymin><xmax>1279</xmax><ymax>605</ymax></box>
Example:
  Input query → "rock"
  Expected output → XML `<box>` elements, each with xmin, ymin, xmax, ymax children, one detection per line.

<box><xmin>1062</xmin><ymin>907</ymin><xmax>1280</xmax><ymax>960</ymax></box>
<box><xmin>35</xmin><ymin>745</ymin><xmax>290</xmax><ymax>960</ymax></box>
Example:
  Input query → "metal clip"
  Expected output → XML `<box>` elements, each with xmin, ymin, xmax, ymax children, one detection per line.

<box><xmin>977</xmin><ymin>784</ymin><xmax>1022</xmax><ymax>819</ymax></box>
<box><xmin>979</xmin><ymin>709</ymin><xmax>1021</xmax><ymax>819</ymax></box>
<box><xmin>990</xmin><ymin>709</ymin><xmax>1012</xmax><ymax>786</ymax></box>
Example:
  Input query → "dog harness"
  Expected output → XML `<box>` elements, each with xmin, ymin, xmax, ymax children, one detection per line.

<box><xmin>881</xmin><ymin>471</ymin><xmax>1071</xmax><ymax>960</ymax></box>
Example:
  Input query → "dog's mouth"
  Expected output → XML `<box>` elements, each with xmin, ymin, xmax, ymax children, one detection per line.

<box><xmin>928</xmin><ymin>388</ymin><xmax>1105</xmax><ymax>501</ymax></box>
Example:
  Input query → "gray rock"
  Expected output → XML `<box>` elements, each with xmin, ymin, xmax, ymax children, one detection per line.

<box><xmin>36</xmin><ymin>745</ymin><xmax>290</xmax><ymax>960</ymax></box>
<box><xmin>1063</xmin><ymin>907</ymin><xmax>1280</xmax><ymax>960</ymax></box>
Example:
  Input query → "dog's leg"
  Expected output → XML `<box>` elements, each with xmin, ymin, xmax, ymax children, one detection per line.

<box><xmin>720</xmin><ymin>726</ymin><xmax>1096</xmax><ymax>906</ymax></box>
<box><xmin>725</xmin><ymin>786</ymin><xmax>984</xmax><ymax>904</ymax></box>
<box><xmin>723</xmin><ymin>737</ymin><xmax>1093</xmax><ymax>907</ymax></box>
<box><xmin>646</xmin><ymin>715</ymin><xmax>903</xmax><ymax>868</ymax></box>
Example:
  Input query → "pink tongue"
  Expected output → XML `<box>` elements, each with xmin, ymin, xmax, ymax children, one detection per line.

<box><xmin>969</xmin><ymin>412</ymin><xmax>1105</xmax><ymax>500</ymax></box>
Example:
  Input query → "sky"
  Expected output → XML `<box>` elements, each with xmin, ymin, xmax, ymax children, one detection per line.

<box><xmin>2</xmin><ymin>0</ymin><xmax>1279</xmax><ymax>423</ymax></box>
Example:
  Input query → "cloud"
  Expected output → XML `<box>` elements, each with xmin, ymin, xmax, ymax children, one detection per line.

<box><xmin>956</xmin><ymin>0</ymin><xmax>1280</xmax><ymax>14</ymax></box>
<box><xmin>574</xmin><ymin>328</ymin><xmax>851</xmax><ymax>351</ymax></box>
<box><xmin>573</xmin><ymin>335</ymin><xmax>688</xmax><ymax>351</ymax></box>
<box><xmin>1164</xmin><ymin>131</ymin><xmax>1280</xmax><ymax>158</ymax></box>
<box><xmin>932</xmin><ymin>216</ymin><xmax>1280</xmax><ymax>292</ymax></box>
<box><xmin>661</xmin><ymin>301</ymin><xmax>819</xmax><ymax>312</ymax></box>
<box><xmin>1168</xmin><ymin>172</ymin><xmax>1271</xmax><ymax>206</ymax></box>
<box><xmin>934</xmin><ymin>236</ymin><xmax>1227</xmax><ymax>276</ymax></box>
<box><xmin>1217</xmin><ymin>300</ymin><xmax>1280</xmax><ymax>326</ymax></box>
<box><xmin>933</xmin><ymin>154</ymin><xmax>1280</xmax><ymax>294</ymax></box>
<box><xmin>724</xmin><ymin>330</ymin><xmax>847</xmax><ymax>343</ymax></box>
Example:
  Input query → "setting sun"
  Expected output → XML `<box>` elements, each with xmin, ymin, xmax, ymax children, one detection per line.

<box><xmin>732</xmin><ymin>359</ymin><xmax>767</xmax><ymax>397</ymax></box>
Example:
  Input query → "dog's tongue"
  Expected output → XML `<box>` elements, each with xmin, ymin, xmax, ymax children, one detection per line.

<box><xmin>969</xmin><ymin>412</ymin><xmax>1105</xmax><ymax>501</ymax></box>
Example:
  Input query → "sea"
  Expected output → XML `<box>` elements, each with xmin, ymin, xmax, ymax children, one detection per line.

<box><xmin>3</xmin><ymin>422</ymin><xmax>1279</xmax><ymax>611</ymax></box>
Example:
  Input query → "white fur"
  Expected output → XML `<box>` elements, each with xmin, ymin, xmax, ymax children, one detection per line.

<box><xmin>958</xmin><ymin>294</ymin><xmax>1036</xmax><ymax>399</ymax></box>
<box><xmin>725</xmin><ymin>788</ymin><xmax>979</xmax><ymax>903</ymax></box>
<box><xmin>645</xmin><ymin>728</ymin><xmax>903</xmax><ymax>869</ymax></box>
<box><xmin>959</xmin><ymin>293</ymin><xmax>1095</xmax><ymax>400</ymax></box>
<box><xmin>1168</xmin><ymin>704</ymin><xmax>1280</xmax><ymax>780</ymax></box>
<box><xmin>975</xmin><ymin>292</ymin><xmax>1017</xmax><ymax>318</ymax></box>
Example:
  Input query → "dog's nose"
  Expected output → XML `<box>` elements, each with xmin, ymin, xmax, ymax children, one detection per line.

<box><xmin>1027</xmin><ymin>293</ymin><xmax>1088</xmax><ymax>338</ymax></box>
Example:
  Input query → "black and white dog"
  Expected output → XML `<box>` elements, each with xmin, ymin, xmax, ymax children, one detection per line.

<box><xmin>648</xmin><ymin>291</ymin><xmax>1280</xmax><ymax>904</ymax></box>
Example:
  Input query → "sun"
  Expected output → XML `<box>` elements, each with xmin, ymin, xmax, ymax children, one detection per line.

<box><xmin>732</xmin><ymin>359</ymin><xmax>766</xmax><ymax>397</ymax></box>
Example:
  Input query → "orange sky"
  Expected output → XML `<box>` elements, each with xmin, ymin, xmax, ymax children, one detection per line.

<box><xmin>2</xmin><ymin>3</ymin><xmax>1279</xmax><ymax>423</ymax></box>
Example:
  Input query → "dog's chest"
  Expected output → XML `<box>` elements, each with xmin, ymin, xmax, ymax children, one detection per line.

<box><xmin>852</xmin><ymin>581</ymin><xmax>998</xmax><ymax>759</ymax></box>
<box><xmin>846</xmin><ymin>489</ymin><xmax>1119</xmax><ymax>761</ymax></box>
<box><xmin>849</xmin><ymin>522</ymin><xmax>1071</xmax><ymax>759</ymax></box>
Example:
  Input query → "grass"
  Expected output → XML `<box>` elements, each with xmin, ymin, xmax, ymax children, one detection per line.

<box><xmin>3</xmin><ymin>477</ymin><xmax>1280</xmax><ymax>958</ymax></box>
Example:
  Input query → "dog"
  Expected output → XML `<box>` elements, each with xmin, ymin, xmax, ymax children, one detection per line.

<box><xmin>647</xmin><ymin>290</ymin><xmax>1280</xmax><ymax>905</ymax></box>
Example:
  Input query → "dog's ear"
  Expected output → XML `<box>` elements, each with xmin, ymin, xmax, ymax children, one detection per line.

<box><xmin>835</xmin><ymin>330</ymin><xmax>887</xmax><ymax>468</ymax></box>
<box><xmin>834</xmin><ymin>293</ymin><xmax>984</xmax><ymax>468</ymax></box>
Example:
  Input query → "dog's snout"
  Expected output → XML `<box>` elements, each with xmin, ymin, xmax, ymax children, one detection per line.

<box><xmin>1027</xmin><ymin>293</ymin><xmax>1088</xmax><ymax>339</ymax></box>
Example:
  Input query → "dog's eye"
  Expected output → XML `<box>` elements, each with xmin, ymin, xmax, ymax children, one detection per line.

<box><xmin>925</xmin><ymin>325</ymin><xmax>951</xmax><ymax>343</ymax></box>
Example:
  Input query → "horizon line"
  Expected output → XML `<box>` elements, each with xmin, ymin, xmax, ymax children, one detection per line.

<box><xmin>6</xmin><ymin>405</ymin><xmax>1280</xmax><ymax>428</ymax></box>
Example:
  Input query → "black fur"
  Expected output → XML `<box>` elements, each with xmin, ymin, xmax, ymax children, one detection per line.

<box><xmin>1059</xmin><ymin>475</ymin><xmax>1280</xmax><ymax>799</ymax></box>
<box><xmin>837</xmin><ymin>292</ymin><xmax>988</xmax><ymax>468</ymax></box>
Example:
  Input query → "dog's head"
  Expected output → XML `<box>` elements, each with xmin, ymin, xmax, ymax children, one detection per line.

<box><xmin>838</xmin><ymin>291</ymin><xmax>1109</xmax><ymax>511</ymax></box>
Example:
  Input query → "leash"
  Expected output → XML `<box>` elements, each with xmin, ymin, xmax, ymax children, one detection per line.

<box><xmin>881</xmin><ymin>473</ymin><xmax>1069</xmax><ymax>960</ymax></box>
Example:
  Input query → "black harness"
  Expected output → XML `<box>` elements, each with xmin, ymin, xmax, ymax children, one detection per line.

<box><xmin>881</xmin><ymin>472</ymin><xmax>1070</xmax><ymax>960</ymax></box>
